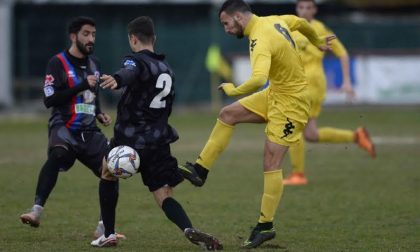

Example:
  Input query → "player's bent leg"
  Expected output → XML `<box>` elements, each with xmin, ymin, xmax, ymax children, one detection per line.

<box><xmin>180</xmin><ymin>101</ymin><xmax>265</xmax><ymax>187</ymax></box>
<box><xmin>20</xmin><ymin>145</ymin><xmax>75</xmax><ymax>228</ymax></box>
<box><xmin>318</xmin><ymin>127</ymin><xmax>354</xmax><ymax>143</ymax></box>
<box><xmin>303</xmin><ymin>118</ymin><xmax>319</xmax><ymax>142</ymax></box>
<box><xmin>153</xmin><ymin>186</ymin><xmax>192</xmax><ymax>231</ymax></box>
<box><xmin>218</xmin><ymin>101</ymin><xmax>266</xmax><ymax>125</ymax></box>
<box><xmin>197</xmin><ymin>101</ymin><xmax>262</xmax><ymax>169</ymax></box>
<box><xmin>244</xmin><ymin>140</ymin><xmax>286</xmax><ymax>249</ymax></box>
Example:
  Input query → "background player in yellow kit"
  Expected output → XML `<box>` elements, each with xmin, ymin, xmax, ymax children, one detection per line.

<box><xmin>179</xmin><ymin>0</ymin><xmax>335</xmax><ymax>248</ymax></box>
<box><xmin>283</xmin><ymin>0</ymin><xmax>376</xmax><ymax>186</ymax></box>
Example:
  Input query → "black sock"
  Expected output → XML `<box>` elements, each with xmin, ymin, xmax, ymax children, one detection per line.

<box><xmin>34</xmin><ymin>159</ymin><xmax>60</xmax><ymax>206</ymax></box>
<box><xmin>256</xmin><ymin>222</ymin><xmax>273</xmax><ymax>230</ymax></box>
<box><xmin>99</xmin><ymin>179</ymin><xmax>119</xmax><ymax>237</ymax></box>
<box><xmin>195</xmin><ymin>163</ymin><xmax>209</xmax><ymax>180</ymax></box>
<box><xmin>162</xmin><ymin>197</ymin><xmax>192</xmax><ymax>231</ymax></box>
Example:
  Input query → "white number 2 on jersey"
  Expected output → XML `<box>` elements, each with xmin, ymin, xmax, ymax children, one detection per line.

<box><xmin>149</xmin><ymin>73</ymin><xmax>172</xmax><ymax>109</ymax></box>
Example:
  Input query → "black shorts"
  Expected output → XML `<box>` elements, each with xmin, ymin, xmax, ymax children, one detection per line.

<box><xmin>111</xmin><ymin>138</ymin><xmax>183</xmax><ymax>192</ymax></box>
<box><xmin>48</xmin><ymin>125</ymin><xmax>108</xmax><ymax>177</ymax></box>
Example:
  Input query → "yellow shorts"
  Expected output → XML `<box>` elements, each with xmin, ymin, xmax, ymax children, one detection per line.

<box><xmin>309</xmin><ymin>97</ymin><xmax>323</xmax><ymax>118</ymax></box>
<box><xmin>239</xmin><ymin>88</ymin><xmax>310</xmax><ymax>146</ymax></box>
<box><xmin>306</xmin><ymin>71</ymin><xmax>326</xmax><ymax>118</ymax></box>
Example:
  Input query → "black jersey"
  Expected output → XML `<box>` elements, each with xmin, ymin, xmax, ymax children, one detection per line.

<box><xmin>43</xmin><ymin>50</ymin><xmax>102</xmax><ymax>131</ymax></box>
<box><xmin>113</xmin><ymin>50</ymin><xmax>178</xmax><ymax>149</ymax></box>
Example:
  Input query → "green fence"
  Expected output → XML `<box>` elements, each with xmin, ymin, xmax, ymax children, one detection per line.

<box><xmin>13</xmin><ymin>3</ymin><xmax>420</xmax><ymax>104</ymax></box>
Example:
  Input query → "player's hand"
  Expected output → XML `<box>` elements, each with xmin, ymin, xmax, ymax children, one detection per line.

<box><xmin>86</xmin><ymin>75</ymin><xmax>98</xmax><ymax>88</ymax></box>
<box><xmin>97</xmin><ymin>112</ymin><xmax>112</xmax><ymax>126</ymax></box>
<box><xmin>218</xmin><ymin>82</ymin><xmax>236</xmax><ymax>96</ymax></box>
<box><xmin>318</xmin><ymin>35</ymin><xmax>336</xmax><ymax>51</ymax></box>
<box><xmin>100</xmin><ymin>74</ymin><xmax>118</xmax><ymax>89</ymax></box>
<box><xmin>340</xmin><ymin>81</ymin><xmax>355</xmax><ymax>99</ymax></box>
<box><xmin>217</xmin><ymin>83</ymin><xmax>229</xmax><ymax>91</ymax></box>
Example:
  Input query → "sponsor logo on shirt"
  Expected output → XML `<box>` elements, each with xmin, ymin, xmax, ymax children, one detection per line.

<box><xmin>75</xmin><ymin>104</ymin><xmax>96</xmax><ymax>115</ymax></box>
<box><xmin>68</xmin><ymin>70</ymin><xmax>76</xmax><ymax>78</ymax></box>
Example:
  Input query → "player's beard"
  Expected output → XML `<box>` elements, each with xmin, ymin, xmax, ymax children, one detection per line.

<box><xmin>76</xmin><ymin>39</ymin><xmax>94</xmax><ymax>56</ymax></box>
<box><xmin>234</xmin><ymin>20</ymin><xmax>244</xmax><ymax>39</ymax></box>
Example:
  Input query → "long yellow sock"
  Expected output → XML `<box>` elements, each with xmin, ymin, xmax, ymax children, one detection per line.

<box><xmin>289</xmin><ymin>135</ymin><xmax>305</xmax><ymax>173</ymax></box>
<box><xmin>318</xmin><ymin>127</ymin><xmax>354</xmax><ymax>143</ymax></box>
<box><xmin>195</xmin><ymin>119</ymin><xmax>234</xmax><ymax>170</ymax></box>
<box><xmin>259</xmin><ymin>170</ymin><xmax>283</xmax><ymax>223</ymax></box>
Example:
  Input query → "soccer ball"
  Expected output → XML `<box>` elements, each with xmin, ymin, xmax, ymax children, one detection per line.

<box><xmin>107</xmin><ymin>145</ymin><xmax>140</xmax><ymax>179</ymax></box>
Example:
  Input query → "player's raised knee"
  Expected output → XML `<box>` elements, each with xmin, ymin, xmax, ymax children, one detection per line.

<box><xmin>304</xmin><ymin>130</ymin><xmax>318</xmax><ymax>142</ymax></box>
<box><xmin>49</xmin><ymin>146</ymin><xmax>76</xmax><ymax>167</ymax></box>
<box><xmin>218</xmin><ymin>105</ymin><xmax>237</xmax><ymax>125</ymax></box>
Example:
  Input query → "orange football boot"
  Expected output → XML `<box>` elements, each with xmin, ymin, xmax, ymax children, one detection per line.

<box><xmin>283</xmin><ymin>172</ymin><xmax>308</xmax><ymax>186</ymax></box>
<box><xmin>355</xmin><ymin>127</ymin><xmax>376</xmax><ymax>158</ymax></box>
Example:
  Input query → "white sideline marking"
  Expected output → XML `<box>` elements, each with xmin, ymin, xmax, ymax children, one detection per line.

<box><xmin>372</xmin><ymin>136</ymin><xmax>420</xmax><ymax>145</ymax></box>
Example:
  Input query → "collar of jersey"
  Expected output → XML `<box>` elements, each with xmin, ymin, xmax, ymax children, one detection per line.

<box><xmin>244</xmin><ymin>14</ymin><xmax>259</xmax><ymax>37</ymax></box>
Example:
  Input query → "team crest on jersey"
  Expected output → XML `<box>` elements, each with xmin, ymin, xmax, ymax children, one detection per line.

<box><xmin>44</xmin><ymin>86</ymin><xmax>54</xmax><ymax>97</ymax></box>
<box><xmin>124</xmin><ymin>60</ymin><xmax>136</xmax><ymax>67</ymax></box>
<box><xmin>44</xmin><ymin>74</ymin><xmax>54</xmax><ymax>86</ymax></box>
<box><xmin>83</xmin><ymin>90</ymin><xmax>96</xmax><ymax>103</ymax></box>
<box><xmin>250</xmin><ymin>39</ymin><xmax>257</xmax><ymax>52</ymax></box>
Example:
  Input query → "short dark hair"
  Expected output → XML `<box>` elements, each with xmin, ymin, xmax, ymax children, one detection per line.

<box><xmin>297</xmin><ymin>0</ymin><xmax>316</xmax><ymax>4</ymax></box>
<box><xmin>127</xmin><ymin>16</ymin><xmax>155</xmax><ymax>44</ymax></box>
<box><xmin>68</xmin><ymin>16</ymin><xmax>95</xmax><ymax>34</ymax></box>
<box><xmin>218</xmin><ymin>0</ymin><xmax>252</xmax><ymax>18</ymax></box>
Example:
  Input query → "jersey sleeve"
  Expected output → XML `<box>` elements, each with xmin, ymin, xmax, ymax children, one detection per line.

<box><xmin>43</xmin><ymin>57</ymin><xmax>65</xmax><ymax>96</ymax></box>
<box><xmin>43</xmin><ymin>56</ymin><xmax>90</xmax><ymax>108</ymax></box>
<box><xmin>113</xmin><ymin>56</ymin><xmax>142</xmax><ymax>89</ymax></box>
<box><xmin>279</xmin><ymin>15</ymin><xmax>324</xmax><ymax>48</ymax></box>
<box><xmin>317</xmin><ymin>22</ymin><xmax>348</xmax><ymax>58</ymax></box>
<box><xmin>223</xmin><ymin>39</ymin><xmax>270</xmax><ymax>96</ymax></box>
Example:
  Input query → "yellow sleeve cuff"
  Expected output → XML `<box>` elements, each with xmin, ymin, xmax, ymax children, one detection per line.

<box><xmin>221</xmin><ymin>83</ymin><xmax>237</xmax><ymax>96</ymax></box>
<box><xmin>222</xmin><ymin>75</ymin><xmax>267</xmax><ymax>97</ymax></box>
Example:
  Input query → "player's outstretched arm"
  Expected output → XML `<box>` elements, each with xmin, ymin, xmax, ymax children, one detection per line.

<box><xmin>318</xmin><ymin>35</ymin><xmax>336</xmax><ymax>51</ymax></box>
<box><xmin>280</xmin><ymin>15</ymin><xmax>335</xmax><ymax>51</ymax></box>
<box><xmin>100</xmin><ymin>74</ymin><xmax>118</xmax><ymax>89</ymax></box>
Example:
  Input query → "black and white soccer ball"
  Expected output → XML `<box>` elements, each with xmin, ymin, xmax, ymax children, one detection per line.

<box><xmin>107</xmin><ymin>145</ymin><xmax>140</xmax><ymax>179</ymax></box>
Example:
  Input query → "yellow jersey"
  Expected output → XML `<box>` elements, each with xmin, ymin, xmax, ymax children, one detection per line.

<box><xmin>222</xmin><ymin>14</ymin><xmax>325</xmax><ymax>96</ymax></box>
<box><xmin>292</xmin><ymin>19</ymin><xmax>347</xmax><ymax>96</ymax></box>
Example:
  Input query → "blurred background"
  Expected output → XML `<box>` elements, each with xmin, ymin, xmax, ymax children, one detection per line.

<box><xmin>0</xmin><ymin>0</ymin><xmax>420</xmax><ymax>111</ymax></box>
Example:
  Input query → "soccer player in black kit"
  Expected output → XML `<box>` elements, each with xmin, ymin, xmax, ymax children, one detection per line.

<box><xmin>98</xmin><ymin>16</ymin><xmax>223</xmax><ymax>250</ymax></box>
<box><xmin>20</xmin><ymin>16</ymin><xmax>123</xmax><ymax>245</ymax></box>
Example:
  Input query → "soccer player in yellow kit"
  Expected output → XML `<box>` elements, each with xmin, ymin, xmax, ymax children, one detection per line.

<box><xmin>179</xmin><ymin>0</ymin><xmax>334</xmax><ymax>248</ymax></box>
<box><xmin>283</xmin><ymin>0</ymin><xmax>376</xmax><ymax>186</ymax></box>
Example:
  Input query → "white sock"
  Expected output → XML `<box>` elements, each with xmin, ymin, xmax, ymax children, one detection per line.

<box><xmin>32</xmin><ymin>204</ymin><xmax>43</xmax><ymax>212</ymax></box>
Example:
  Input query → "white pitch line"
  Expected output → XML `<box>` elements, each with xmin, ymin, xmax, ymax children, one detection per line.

<box><xmin>372</xmin><ymin>136</ymin><xmax>420</xmax><ymax>145</ymax></box>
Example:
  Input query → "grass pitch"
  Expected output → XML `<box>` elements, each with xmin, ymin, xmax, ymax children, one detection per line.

<box><xmin>0</xmin><ymin>106</ymin><xmax>419</xmax><ymax>251</ymax></box>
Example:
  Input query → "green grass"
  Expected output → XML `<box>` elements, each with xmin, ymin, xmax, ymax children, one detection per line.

<box><xmin>1</xmin><ymin>106</ymin><xmax>419</xmax><ymax>251</ymax></box>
